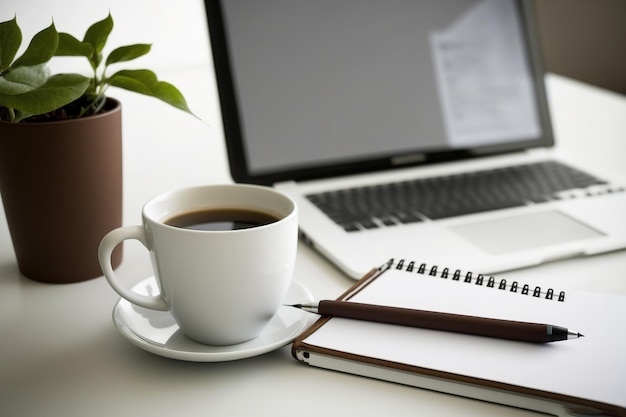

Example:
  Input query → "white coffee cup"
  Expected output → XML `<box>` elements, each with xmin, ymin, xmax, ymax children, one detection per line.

<box><xmin>98</xmin><ymin>184</ymin><xmax>298</xmax><ymax>345</ymax></box>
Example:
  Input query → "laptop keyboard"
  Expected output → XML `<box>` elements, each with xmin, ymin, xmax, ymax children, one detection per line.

<box><xmin>306</xmin><ymin>161</ymin><xmax>611</xmax><ymax>232</ymax></box>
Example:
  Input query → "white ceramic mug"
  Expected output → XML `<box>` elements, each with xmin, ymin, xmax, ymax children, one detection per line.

<box><xmin>98</xmin><ymin>184</ymin><xmax>298</xmax><ymax>345</ymax></box>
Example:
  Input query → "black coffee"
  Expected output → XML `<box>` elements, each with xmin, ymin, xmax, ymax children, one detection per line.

<box><xmin>165</xmin><ymin>208</ymin><xmax>280</xmax><ymax>231</ymax></box>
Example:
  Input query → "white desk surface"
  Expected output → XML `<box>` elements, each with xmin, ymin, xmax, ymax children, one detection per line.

<box><xmin>1</xmin><ymin>65</ymin><xmax>625</xmax><ymax>417</ymax></box>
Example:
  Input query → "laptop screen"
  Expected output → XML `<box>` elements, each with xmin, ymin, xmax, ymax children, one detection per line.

<box><xmin>206</xmin><ymin>0</ymin><xmax>553</xmax><ymax>184</ymax></box>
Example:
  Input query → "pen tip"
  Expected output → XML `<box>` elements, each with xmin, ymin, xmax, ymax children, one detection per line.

<box><xmin>567</xmin><ymin>330</ymin><xmax>584</xmax><ymax>340</ymax></box>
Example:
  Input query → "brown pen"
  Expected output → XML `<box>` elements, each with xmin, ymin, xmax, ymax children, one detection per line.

<box><xmin>291</xmin><ymin>300</ymin><xmax>583</xmax><ymax>343</ymax></box>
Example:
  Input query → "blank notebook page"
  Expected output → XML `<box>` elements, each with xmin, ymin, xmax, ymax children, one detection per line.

<box><xmin>303</xmin><ymin>267</ymin><xmax>626</xmax><ymax>409</ymax></box>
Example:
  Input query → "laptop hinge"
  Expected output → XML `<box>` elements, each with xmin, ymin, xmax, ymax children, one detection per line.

<box><xmin>273</xmin><ymin>180</ymin><xmax>299</xmax><ymax>189</ymax></box>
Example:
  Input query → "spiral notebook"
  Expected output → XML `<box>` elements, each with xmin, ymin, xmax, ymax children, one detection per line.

<box><xmin>292</xmin><ymin>259</ymin><xmax>626</xmax><ymax>416</ymax></box>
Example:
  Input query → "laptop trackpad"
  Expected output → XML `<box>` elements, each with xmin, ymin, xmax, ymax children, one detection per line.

<box><xmin>450</xmin><ymin>210</ymin><xmax>604</xmax><ymax>255</ymax></box>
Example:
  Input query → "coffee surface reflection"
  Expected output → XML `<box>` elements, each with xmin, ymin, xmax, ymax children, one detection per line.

<box><xmin>165</xmin><ymin>208</ymin><xmax>280</xmax><ymax>231</ymax></box>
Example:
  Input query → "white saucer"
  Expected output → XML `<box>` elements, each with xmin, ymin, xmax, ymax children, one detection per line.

<box><xmin>112</xmin><ymin>277</ymin><xmax>318</xmax><ymax>362</ymax></box>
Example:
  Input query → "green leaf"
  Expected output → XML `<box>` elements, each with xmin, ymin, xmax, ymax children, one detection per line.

<box><xmin>0</xmin><ymin>64</ymin><xmax>49</xmax><ymax>94</ymax></box>
<box><xmin>105</xmin><ymin>44</ymin><xmax>151</xmax><ymax>66</ymax></box>
<box><xmin>83</xmin><ymin>14</ymin><xmax>113</xmax><ymax>54</ymax></box>
<box><xmin>0</xmin><ymin>17</ymin><xmax>22</xmax><ymax>70</ymax></box>
<box><xmin>0</xmin><ymin>73</ymin><xmax>89</xmax><ymax>114</ymax></box>
<box><xmin>56</xmin><ymin>32</ymin><xmax>93</xmax><ymax>58</ymax></box>
<box><xmin>11</xmin><ymin>22</ymin><xmax>58</xmax><ymax>69</ymax></box>
<box><xmin>82</xmin><ymin>14</ymin><xmax>113</xmax><ymax>69</ymax></box>
<box><xmin>108</xmin><ymin>69</ymin><xmax>193</xmax><ymax>114</ymax></box>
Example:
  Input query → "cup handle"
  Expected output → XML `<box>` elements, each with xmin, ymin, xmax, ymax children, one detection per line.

<box><xmin>98</xmin><ymin>225</ymin><xmax>168</xmax><ymax>311</ymax></box>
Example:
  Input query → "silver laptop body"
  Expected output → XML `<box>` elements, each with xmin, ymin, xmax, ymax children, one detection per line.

<box><xmin>205</xmin><ymin>0</ymin><xmax>626</xmax><ymax>278</ymax></box>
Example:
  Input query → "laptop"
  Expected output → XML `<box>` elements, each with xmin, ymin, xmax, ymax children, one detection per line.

<box><xmin>204</xmin><ymin>0</ymin><xmax>626</xmax><ymax>278</ymax></box>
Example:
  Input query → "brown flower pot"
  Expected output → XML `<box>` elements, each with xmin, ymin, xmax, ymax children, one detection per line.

<box><xmin>0</xmin><ymin>99</ymin><xmax>123</xmax><ymax>283</ymax></box>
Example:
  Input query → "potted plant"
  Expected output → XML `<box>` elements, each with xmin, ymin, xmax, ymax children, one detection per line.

<box><xmin>0</xmin><ymin>14</ymin><xmax>195</xmax><ymax>283</ymax></box>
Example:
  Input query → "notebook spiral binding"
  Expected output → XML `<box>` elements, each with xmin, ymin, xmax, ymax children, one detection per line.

<box><xmin>387</xmin><ymin>259</ymin><xmax>566</xmax><ymax>302</ymax></box>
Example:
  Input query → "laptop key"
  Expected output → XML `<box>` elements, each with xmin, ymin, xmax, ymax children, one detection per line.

<box><xmin>394</xmin><ymin>212</ymin><xmax>423</xmax><ymax>224</ymax></box>
<box><xmin>380</xmin><ymin>217</ymin><xmax>399</xmax><ymax>226</ymax></box>
<box><xmin>342</xmin><ymin>223</ymin><xmax>361</xmax><ymax>232</ymax></box>
<box><xmin>361</xmin><ymin>220</ymin><xmax>379</xmax><ymax>229</ymax></box>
